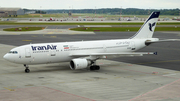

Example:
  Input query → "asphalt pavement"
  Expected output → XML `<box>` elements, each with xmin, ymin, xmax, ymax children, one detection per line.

<box><xmin>1</xmin><ymin>25</ymin><xmax>180</xmax><ymax>101</ymax></box>
<box><xmin>0</xmin><ymin>28</ymin><xmax>180</xmax><ymax>71</ymax></box>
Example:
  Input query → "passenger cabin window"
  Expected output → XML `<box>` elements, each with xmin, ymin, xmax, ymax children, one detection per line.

<box><xmin>9</xmin><ymin>51</ymin><xmax>18</xmax><ymax>54</ymax></box>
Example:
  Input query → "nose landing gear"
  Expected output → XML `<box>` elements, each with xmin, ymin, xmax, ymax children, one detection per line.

<box><xmin>24</xmin><ymin>64</ymin><xmax>30</xmax><ymax>73</ymax></box>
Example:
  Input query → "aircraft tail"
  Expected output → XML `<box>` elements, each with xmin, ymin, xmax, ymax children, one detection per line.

<box><xmin>130</xmin><ymin>12</ymin><xmax>160</xmax><ymax>39</ymax></box>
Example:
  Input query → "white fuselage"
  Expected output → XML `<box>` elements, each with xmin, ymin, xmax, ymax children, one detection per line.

<box><xmin>3</xmin><ymin>12</ymin><xmax>162</xmax><ymax>72</ymax></box>
<box><xmin>4</xmin><ymin>38</ymin><xmax>147</xmax><ymax>65</ymax></box>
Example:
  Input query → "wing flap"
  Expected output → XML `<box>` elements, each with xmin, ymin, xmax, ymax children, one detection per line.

<box><xmin>69</xmin><ymin>52</ymin><xmax>157</xmax><ymax>58</ymax></box>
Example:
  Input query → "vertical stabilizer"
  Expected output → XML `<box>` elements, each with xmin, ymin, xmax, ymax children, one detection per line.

<box><xmin>130</xmin><ymin>12</ymin><xmax>160</xmax><ymax>39</ymax></box>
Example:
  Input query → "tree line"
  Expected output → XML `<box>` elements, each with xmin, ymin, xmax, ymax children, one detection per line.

<box><xmin>43</xmin><ymin>8</ymin><xmax>179</xmax><ymax>15</ymax></box>
<box><xmin>24</xmin><ymin>8</ymin><xmax>180</xmax><ymax>15</ymax></box>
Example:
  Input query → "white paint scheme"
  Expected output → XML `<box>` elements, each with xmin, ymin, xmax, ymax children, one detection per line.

<box><xmin>4</xmin><ymin>39</ymin><xmax>147</xmax><ymax>64</ymax></box>
<box><xmin>4</xmin><ymin>12</ymin><xmax>178</xmax><ymax>72</ymax></box>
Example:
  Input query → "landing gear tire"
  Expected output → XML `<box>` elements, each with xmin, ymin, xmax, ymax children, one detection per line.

<box><xmin>25</xmin><ymin>69</ymin><xmax>30</xmax><ymax>73</ymax></box>
<box><xmin>96</xmin><ymin>66</ymin><xmax>100</xmax><ymax>70</ymax></box>
<box><xmin>90</xmin><ymin>65</ymin><xmax>100</xmax><ymax>70</ymax></box>
<box><xmin>24</xmin><ymin>64</ymin><xmax>30</xmax><ymax>73</ymax></box>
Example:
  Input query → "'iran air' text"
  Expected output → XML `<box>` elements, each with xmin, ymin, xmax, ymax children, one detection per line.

<box><xmin>31</xmin><ymin>45</ymin><xmax>57</xmax><ymax>51</ymax></box>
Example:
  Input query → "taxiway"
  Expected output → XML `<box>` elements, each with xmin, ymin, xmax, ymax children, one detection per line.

<box><xmin>0</xmin><ymin>25</ymin><xmax>180</xmax><ymax>101</ymax></box>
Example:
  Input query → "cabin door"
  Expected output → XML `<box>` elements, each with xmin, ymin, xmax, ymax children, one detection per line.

<box><xmin>103</xmin><ymin>44</ymin><xmax>107</xmax><ymax>52</ymax></box>
<box><xmin>51</xmin><ymin>50</ymin><xmax>56</xmax><ymax>56</ymax></box>
<box><xmin>131</xmin><ymin>41</ymin><xmax>136</xmax><ymax>50</ymax></box>
<box><xmin>25</xmin><ymin>48</ymin><xmax>31</xmax><ymax>58</ymax></box>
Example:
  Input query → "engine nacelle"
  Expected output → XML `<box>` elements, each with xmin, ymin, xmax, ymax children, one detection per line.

<box><xmin>70</xmin><ymin>59</ymin><xmax>91</xmax><ymax>70</ymax></box>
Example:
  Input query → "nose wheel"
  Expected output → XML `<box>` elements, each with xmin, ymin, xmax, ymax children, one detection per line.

<box><xmin>25</xmin><ymin>68</ymin><xmax>30</xmax><ymax>73</ymax></box>
<box><xmin>24</xmin><ymin>64</ymin><xmax>30</xmax><ymax>73</ymax></box>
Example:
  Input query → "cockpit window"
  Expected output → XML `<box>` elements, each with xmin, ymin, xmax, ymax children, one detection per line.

<box><xmin>8</xmin><ymin>51</ymin><xmax>18</xmax><ymax>54</ymax></box>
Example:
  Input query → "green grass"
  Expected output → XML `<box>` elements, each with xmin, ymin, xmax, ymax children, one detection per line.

<box><xmin>3</xmin><ymin>27</ymin><xmax>45</xmax><ymax>31</ymax></box>
<box><xmin>157</xmin><ymin>22</ymin><xmax>180</xmax><ymax>25</ymax></box>
<box><xmin>71</xmin><ymin>27</ymin><xmax>138</xmax><ymax>32</ymax></box>
<box><xmin>155</xmin><ymin>27</ymin><xmax>180</xmax><ymax>31</ymax></box>
<box><xmin>70</xmin><ymin>27</ymin><xmax>180</xmax><ymax>32</ymax></box>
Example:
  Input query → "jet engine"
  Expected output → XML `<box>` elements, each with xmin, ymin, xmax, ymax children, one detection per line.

<box><xmin>70</xmin><ymin>59</ymin><xmax>91</xmax><ymax>70</ymax></box>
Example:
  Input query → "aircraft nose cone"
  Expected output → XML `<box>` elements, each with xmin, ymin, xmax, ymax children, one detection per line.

<box><xmin>3</xmin><ymin>54</ymin><xmax>9</xmax><ymax>60</ymax></box>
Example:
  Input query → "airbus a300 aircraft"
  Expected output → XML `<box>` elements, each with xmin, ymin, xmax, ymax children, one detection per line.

<box><xmin>3</xmin><ymin>12</ymin><xmax>178</xmax><ymax>73</ymax></box>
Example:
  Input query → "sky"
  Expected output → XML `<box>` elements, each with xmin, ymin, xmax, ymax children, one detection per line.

<box><xmin>0</xmin><ymin>0</ymin><xmax>180</xmax><ymax>10</ymax></box>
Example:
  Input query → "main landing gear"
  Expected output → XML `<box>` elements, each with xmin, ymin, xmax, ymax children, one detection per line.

<box><xmin>90</xmin><ymin>65</ymin><xmax>100</xmax><ymax>70</ymax></box>
<box><xmin>89</xmin><ymin>60</ymin><xmax>100</xmax><ymax>71</ymax></box>
<box><xmin>24</xmin><ymin>64</ymin><xmax>30</xmax><ymax>73</ymax></box>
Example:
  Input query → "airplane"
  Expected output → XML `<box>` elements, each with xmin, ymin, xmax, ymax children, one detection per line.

<box><xmin>48</xmin><ymin>17</ymin><xmax>56</xmax><ymax>21</ymax></box>
<box><xmin>3</xmin><ymin>12</ymin><xmax>179</xmax><ymax>73</ymax></box>
<box><xmin>45</xmin><ymin>17</ymin><xmax>56</xmax><ymax>21</ymax></box>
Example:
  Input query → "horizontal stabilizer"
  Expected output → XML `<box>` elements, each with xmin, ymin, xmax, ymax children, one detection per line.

<box><xmin>154</xmin><ymin>52</ymin><xmax>158</xmax><ymax>55</ymax></box>
<box><xmin>145</xmin><ymin>39</ymin><xmax>180</xmax><ymax>45</ymax></box>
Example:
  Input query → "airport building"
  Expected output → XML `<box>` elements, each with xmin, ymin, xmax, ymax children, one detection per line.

<box><xmin>0</xmin><ymin>8</ymin><xmax>24</xmax><ymax>17</ymax></box>
<box><xmin>0</xmin><ymin>11</ymin><xmax>8</xmax><ymax>17</ymax></box>
<box><xmin>25</xmin><ymin>11</ymin><xmax>36</xmax><ymax>14</ymax></box>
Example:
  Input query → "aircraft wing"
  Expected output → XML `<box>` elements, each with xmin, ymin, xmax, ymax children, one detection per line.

<box><xmin>69</xmin><ymin>52</ymin><xmax>157</xmax><ymax>58</ymax></box>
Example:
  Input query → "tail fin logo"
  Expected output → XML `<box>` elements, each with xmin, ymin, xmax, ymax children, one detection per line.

<box><xmin>149</xmin><ymin>22</ymin><xmax>156</xmax><ymax>31</ymax></box>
